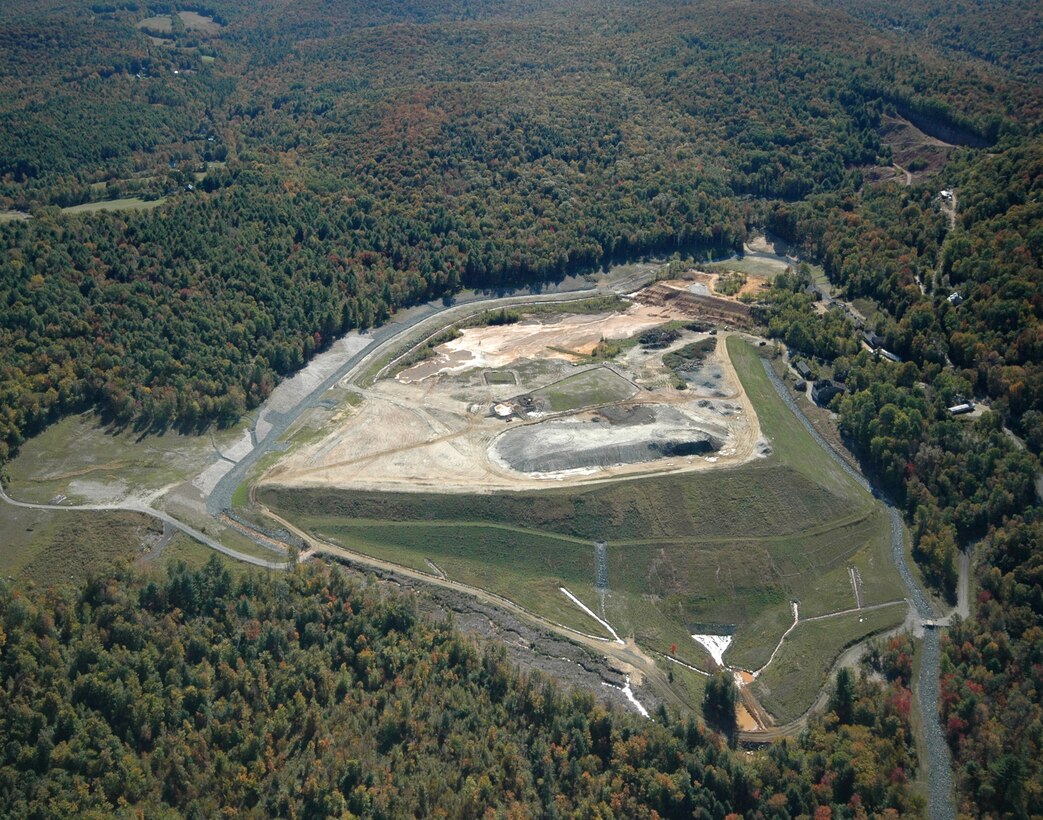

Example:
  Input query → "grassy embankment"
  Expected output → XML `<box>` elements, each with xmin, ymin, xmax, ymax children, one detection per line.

<box><xmin>261</xmin><ymin>338</ymin><xmax>905</xmax><ymax>716</ymax></box>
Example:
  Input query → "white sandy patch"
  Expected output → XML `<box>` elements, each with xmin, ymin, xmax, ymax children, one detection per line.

<box><xmin>603</xmin><ymin>674</ymin><xmax>651</xmax><ymax>718</ymax></box>
<box><xmin>401</xmin><ymin>305</ymin><xmax>683</xmax><ymax>378</ymax></box>
<box><xmin>692</xmin><ymin>633</ymin><xmax>733</xmax><ymax>666</ymax></box>
<box><xmin>219</xmin><ymin>429</ymin><xmax>254</xmax><ymax>462</ymax></box>
<box><xmin>561</xmin><ymin>587</ymin><xmax>625</xmax><ymax>645</ymax></box>
<box><xmin>192</xmin><ymin>458</ymin><xmax>235</xmax><ymax>496</ymax></box>
<box><xmin>66</xmin><ymin>478</ymin><xmax>129</xmax><ymax>504</ymax></box>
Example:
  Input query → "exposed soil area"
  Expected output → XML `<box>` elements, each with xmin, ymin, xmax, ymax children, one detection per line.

<box><xmin>633</xmin><ymin>282</ymin><xmax>755</xmax><ymax>329</ymax></box>
<box><xmin>266</xmin><ymin>300</ymin><xmax>764</xmax><ymax>494</ymax></box>
<box><xmin>877</xmin><ymin>113</ymin><xmax>956</xmax><ymax>182</ymax></box>
<box><xmin>397</xmin><ymin>303</ymin><xmax>679</xmax><ymax>381</ymax></box>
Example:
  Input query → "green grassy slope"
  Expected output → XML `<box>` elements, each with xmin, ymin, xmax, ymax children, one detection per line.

<box><xmin>262</xmin><ymin>339</ymin><xmax>905</xmax><ymax>713</ymax></box>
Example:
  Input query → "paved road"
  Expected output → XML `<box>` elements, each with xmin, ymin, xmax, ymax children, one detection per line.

<box><xmin>760</xmin><ymin>359</ymin><xmax>955</xmax><ymax>820</ymax></box>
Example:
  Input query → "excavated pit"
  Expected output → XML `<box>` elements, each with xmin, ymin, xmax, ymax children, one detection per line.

<box><xmin>490</xmin><ymin>405</ymin><xmax>725</xmax><ymax>475</ymax></box>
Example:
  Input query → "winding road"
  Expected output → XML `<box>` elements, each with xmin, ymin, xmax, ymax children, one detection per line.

<box><xmin>0</xmin><ymin>484</ymin><xmax>291</xmax><ymax>570</ymax></box>
<box><xmin>0</xmin><ymin>250</ymin><xmax>959</xmax><ymax>817</ymax></box>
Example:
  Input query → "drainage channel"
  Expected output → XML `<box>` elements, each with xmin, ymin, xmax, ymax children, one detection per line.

<box><xmin>761</xmin><ymin>358</ymin><xmax>955</xmax><ymax>820</ymax></box>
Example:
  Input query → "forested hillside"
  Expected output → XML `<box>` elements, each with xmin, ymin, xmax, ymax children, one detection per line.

<box><xmin>1</xmin><ymin>0</ymin><xmax>1038</xmax><ymax>460</ymax></box>
<box><xmin>1</xmin><ymin>1</ymin><xmax>1041</xmax><ymax>816</ymax></box>
<box><xmin>759</xmin><ymin>85</ymin><xmax>1043</xmax><ymax>820</ymax></box>
<box><xmin>0</xmin><ymin>559</ymin><xmax>922</xmax><ymax>816</ymax></box>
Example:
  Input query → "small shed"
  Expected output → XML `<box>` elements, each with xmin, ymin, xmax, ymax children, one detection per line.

<box><xmin>794</xmin><ymin>360</ymin><xmax>814</xmax><ymax>381</ymax></box>
<box><xmin>862</xmin><ymin>330</ymin><xmax>884</xmax><ymax>350</ymax></box>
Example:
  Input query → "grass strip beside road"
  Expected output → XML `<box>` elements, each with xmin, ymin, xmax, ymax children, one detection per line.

<box><xmin>726</xmin><ymin>336</ymin><xmax>867</xmax><ymax>500</ymax></box>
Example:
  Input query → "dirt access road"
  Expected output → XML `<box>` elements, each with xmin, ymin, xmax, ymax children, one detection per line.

<box><xmin>258</xmin><ymin>503</ymin><xmax>688</xmax><ymax>714</ymax></box>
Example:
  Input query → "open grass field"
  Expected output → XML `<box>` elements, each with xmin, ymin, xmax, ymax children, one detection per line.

<box><xmin>307</xmin><ymin>520</ymin><xmax>604</xmax><ymax>635</ymax></box>
<box><xmin>5</xmin><ymin>411</ymin><xmax>246</xmax><ymax>505</ymax></box>
<box><xmin>62</xmin><ymin>197</ymin><xmax>166</xmax><ymax>215</ymax></box>
<box><xmin>484</xmin><ymin>370</ymin><xmax>518</xmax><ymax>385</ymax></box>
<box><xmin>526</xmin><ymin>366</ymin><xmax>637</xmax><ymax>412</ymax></box>
<box><xmin>262</xmin><ymin>338</ymin><xmax>905</xmax><ymax>718</ymax></box>
<box><xmin>136</xmin><ymin>14</ymin><xmax>173</xmax><ymax>32</ymax></box>
<box><xmin>0</xmin><ymin>506</ymin><xmax>160</xmax><ymax>588</ymax></box>
<box><xmin>750</xmin><ymin>603</ymin><xmax>906</xmax><ymax>723</ymax></box>
<box><xmin>177</xmin><ymin>11</ymin><xmax>223</xmax><ymax>33</ymax></box>
<box><xmin>708</xmin><ymin>257</ymin><xmax>788</xmax><ymax>279</ymax></box>
<box><xmin>139</xmin><ymin>533</ymin><xmax>256</xmax><ymax>579</ymax></box>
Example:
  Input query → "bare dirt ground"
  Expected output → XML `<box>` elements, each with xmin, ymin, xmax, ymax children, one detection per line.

<box><xmin>632</xmin><ymin>281</ymin><xmax>755</xmax><ymax>329</ymax></box>
<box><xmin>398</xmin><ymin>303</ymin><xmax>679</xmax><ymax>381</ymax></box>
<box><xmin>877</xmin><ymin>114</ymin><xmax>956</xmax><ymax>183</ymax></box>
<box><xmin>265</xmin><ymin>300</ymin><xmax>764</xmax><ymax>494</ymax></box>
<box><xmin>745</xmin><ymin>235</ymin><xmax>795</xmax><ymax>258</ymax></box>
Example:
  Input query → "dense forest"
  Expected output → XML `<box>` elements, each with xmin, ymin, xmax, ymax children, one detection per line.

<box><xmin>0</xmin><ymin>559</ymin><xmax>923</xmax><ymax>816</ymax></box>
<box><xmin>759</xmin><ymin>86</ymin><xmax>1043</xmax><ymax>820</ymax></box>
<box><xmin>1</xmin><ymin>0</ymin><xmax>1038</xmax><ymax>460</ymax></box>
<box><xmin>1</xmin><ymin>0</ymin><xmax>1041</xmax><ymax>816</ymax></box>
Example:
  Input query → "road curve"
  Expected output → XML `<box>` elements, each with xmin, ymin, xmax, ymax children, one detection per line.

<box><xmin>0</xmin><ymin>484</ymin><xmax>292</xmax><ymax>570</ymax></box>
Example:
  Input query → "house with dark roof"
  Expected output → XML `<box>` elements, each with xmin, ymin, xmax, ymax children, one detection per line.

<box><xmin>862</xmin><ymin>330</ymin><xmax>884</xmax><ymax>350</ymax></box>
<box><xmin>811</xmin><ymin>378</ymin><xmax>846</xmax><ymax>406</ymax></box>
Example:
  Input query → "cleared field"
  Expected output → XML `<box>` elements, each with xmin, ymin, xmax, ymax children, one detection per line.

<box><xmin>726</xmin><ymin>337</ymin><xmax>856</xmax><ymax>495</ymax></box>
<box><xmin>484</xmin><ymin>370</ymin><xmax>518</xmax><ymax>385</ymax></box>
<box><xmin>140</xmin><ymin>533</ymin><xmax>254</xmax><ymax>578</ymax></box>
<box><xmin>5</xmin><ymin>411</ymin><xmax>246</xmax><ymax>505</ymax></box>
<box><xmin>136</xmin><ymin>14</ymin><xmax>173</xmax><ymax>32</ymax></box>
<box><xmin>526</xmin><ymin>366</ymin><xmax>637</xmax><ymax>412</ymax></box>
<box><xmin>0</xmin><ymin>506</ymin><xmax>161</xmax><ymax>587</ymax></box>
<box><xmin>62</xmin><ymin>197</ymin><xmax>166</xmax><ymax>215</ymax></box>
<box><xmin>177</xmin><ymin>11</ymin><xmax>222</xmax><ymax>33</ymax></box>
<box><xmin>264</xmin><ymin>463</ymin><xmax>852</xmax><ymax>544</ymax></box>
<box><xmin>708</xmin><ymin>257</ymin><xmax>787</xmax><ymax>279</ymax></box>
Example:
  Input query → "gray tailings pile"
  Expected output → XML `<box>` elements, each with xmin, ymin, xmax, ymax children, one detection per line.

<box><xmin>491</xmin><ymin>405</ymin><xmax>724</xmax><ymax>474</ymax></box>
